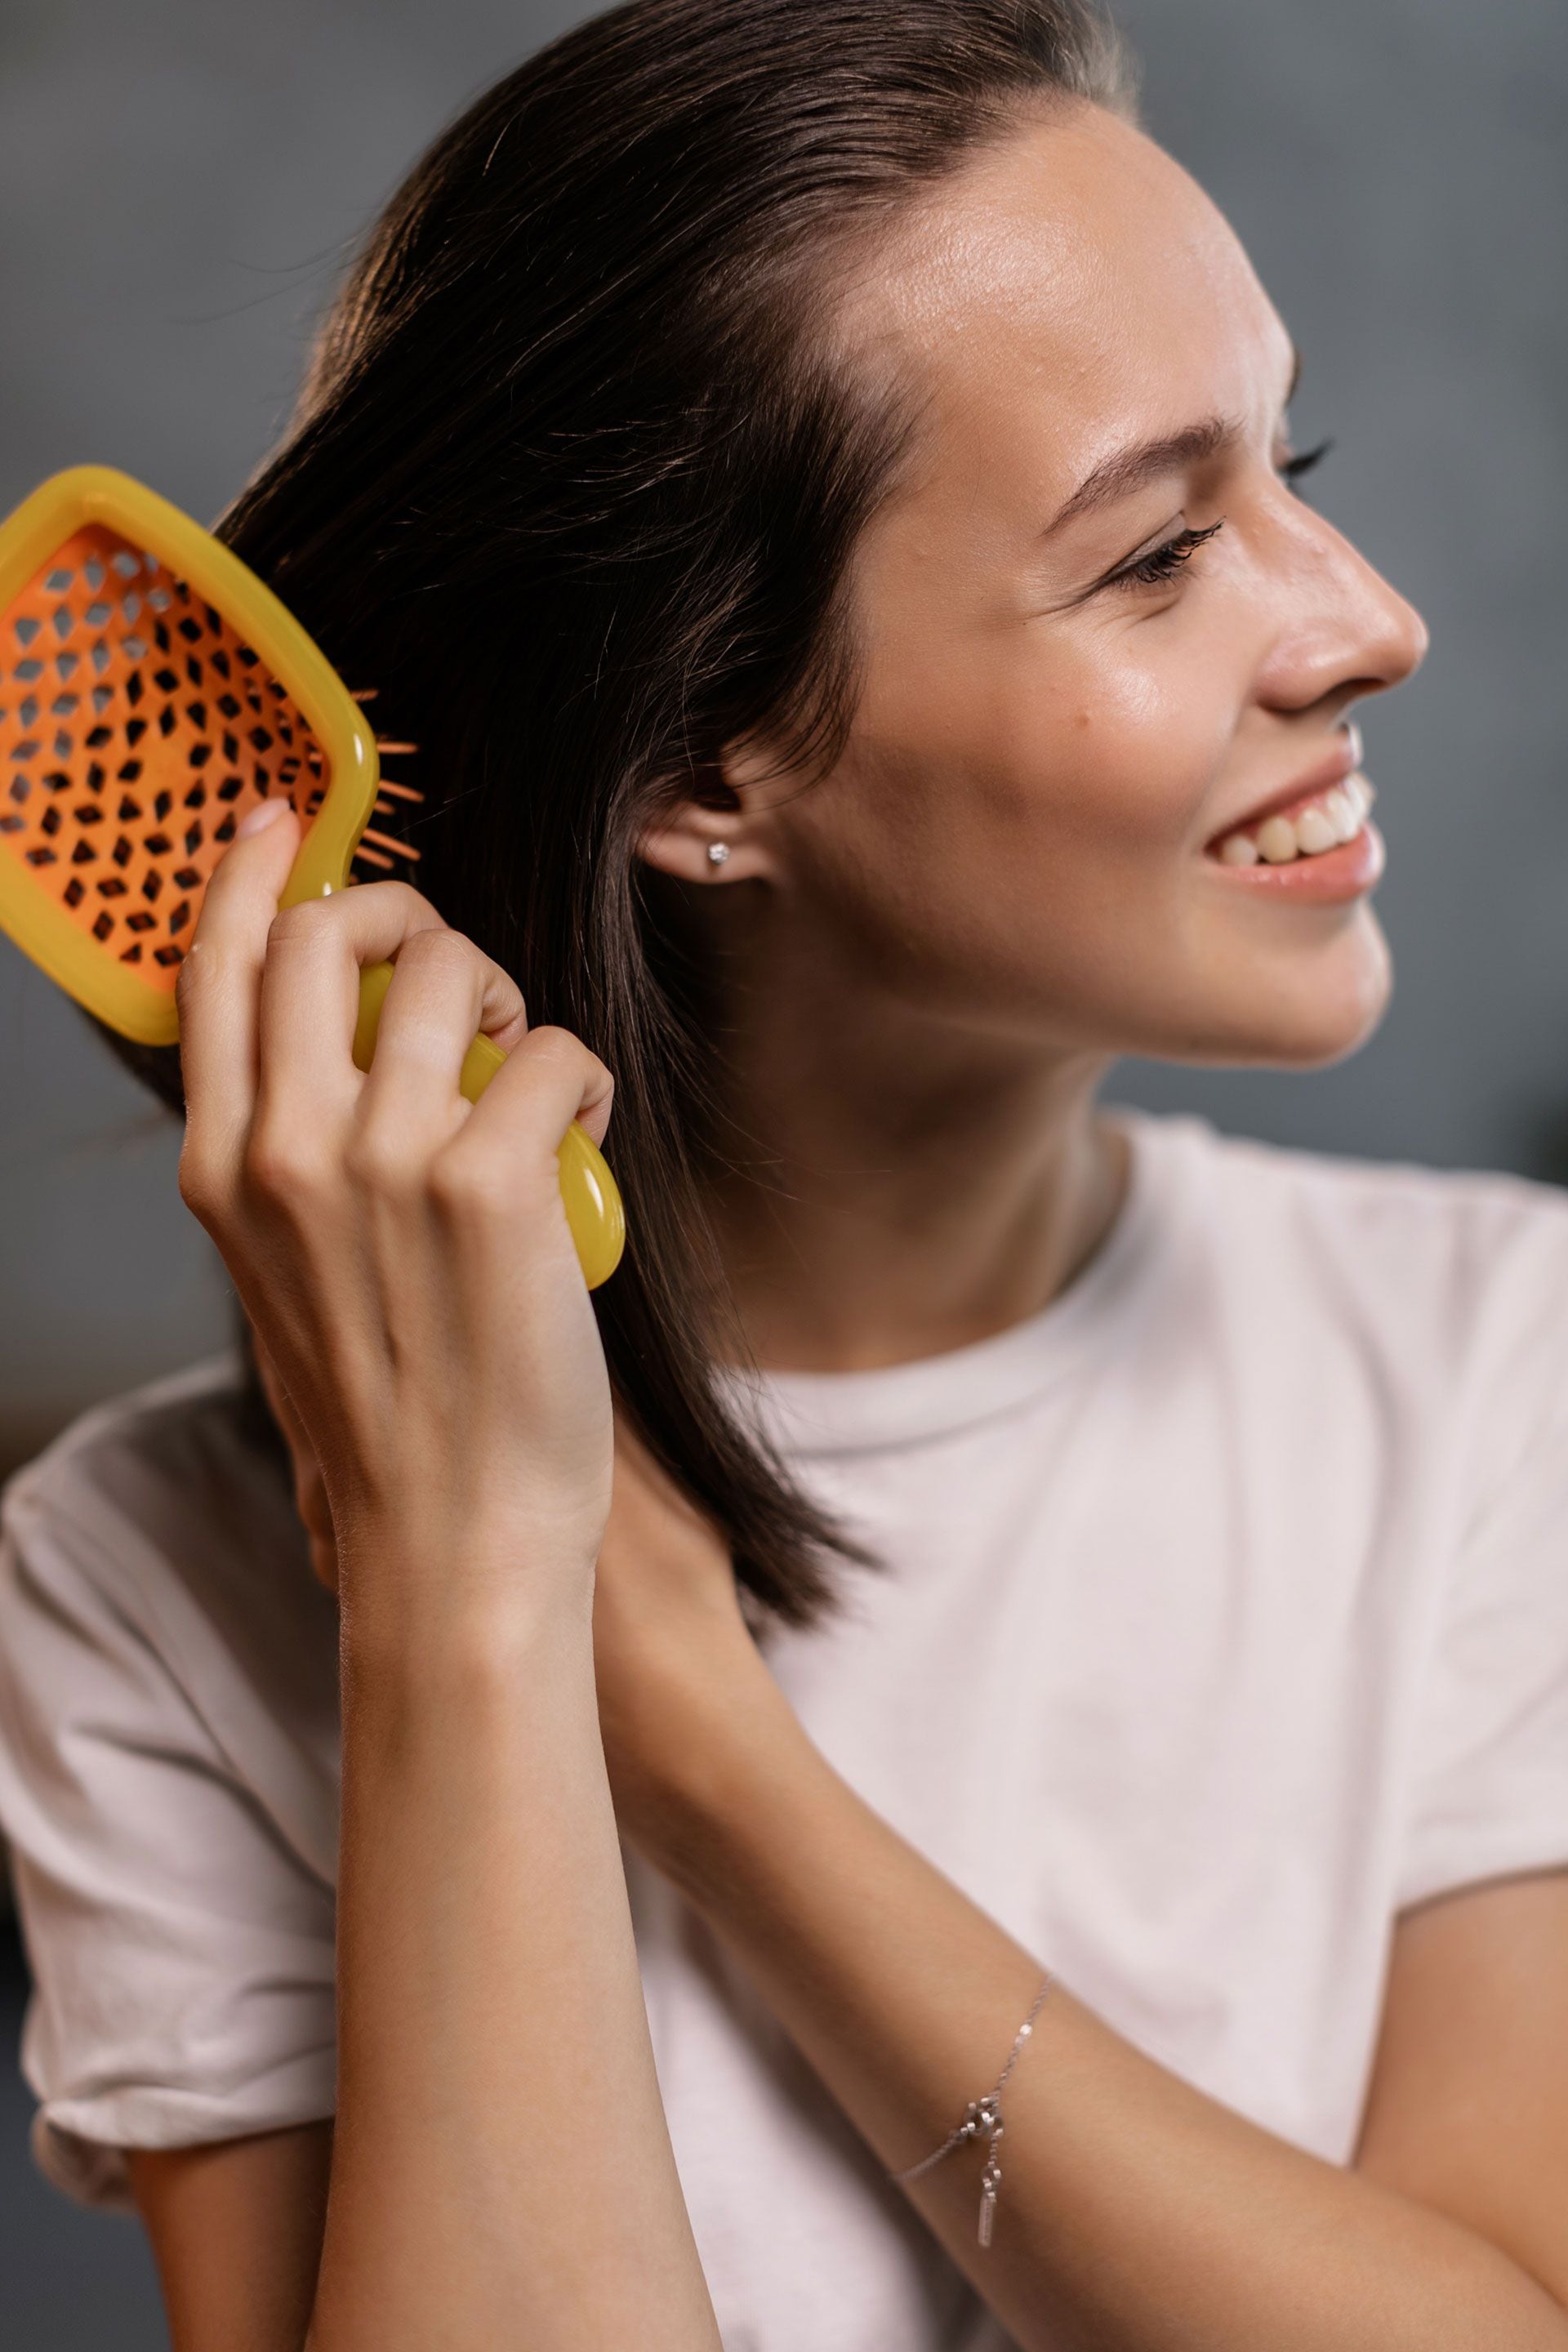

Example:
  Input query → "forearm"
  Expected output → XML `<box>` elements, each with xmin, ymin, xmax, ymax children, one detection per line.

<box><xmin>652</xmin><ymin>1677</ymin><xmax>1568</xmax><ymax>2352</ymax></box>
<box><xmin>306</xmin><ymin>1583</ymin><xmax>719</xmax><ymax>2352</ymax></box>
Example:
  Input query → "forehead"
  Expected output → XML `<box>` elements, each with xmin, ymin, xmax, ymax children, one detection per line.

<box><xmin>840</xmin><ymin>105</ymin><xmax>1292</xmax><ymax>508</ymax></box>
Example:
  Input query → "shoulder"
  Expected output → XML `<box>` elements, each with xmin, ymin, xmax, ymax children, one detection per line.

<box><xmin>0</xmin><ymin>1359</ymin><xmax>341</xmax><ymax>2215</ymax></box>
<box><xmin>1136</xmin><ymin>1108</ymin><xmax>1568</xmax><ymax>1374</ymax></box>
<box><xmin>0</xmin><ymin>1350</ymin><xmax>336</xmax><ymax>1747</ymax></box>
<box><xmin>6</xmin><ymin>1346</ymin><xmax>276</xmax><ymax>1539</ymax></box>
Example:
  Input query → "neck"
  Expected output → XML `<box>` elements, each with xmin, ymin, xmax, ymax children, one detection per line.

<box><xmin>688</xmin><ymin>899</ymin><xmax>1131</xmax><ymax>1376</ymax></box>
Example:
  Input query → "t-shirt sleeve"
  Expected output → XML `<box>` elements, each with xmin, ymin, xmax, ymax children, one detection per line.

<box><xmin>1395</xmin><ymin>1377</ymin><xmax>1568</xmax><ymax>1915</ymax></box>
<box><xmin>0</xmin><ymin>1472</ymin><xmax>337</xmax><ymax>2212</ymax></box>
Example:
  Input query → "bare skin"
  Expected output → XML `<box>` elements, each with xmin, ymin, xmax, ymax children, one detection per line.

<box><xmin>126</xmin><ymin>98</ymin><xmax>1568</xmax><ymax>2352</ymax></box>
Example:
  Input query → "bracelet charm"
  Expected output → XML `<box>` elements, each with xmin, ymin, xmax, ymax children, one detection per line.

<box><xmin>887</xmin><ymin>1975</ymin><xmax>1051</xmax><ymax>2247</ymax></box>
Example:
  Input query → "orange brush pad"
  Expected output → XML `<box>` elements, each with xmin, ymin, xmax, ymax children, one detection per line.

<box><xmin>0</xmin><ymin>523</ymin><xmax>325</xmax><ymax>998</ymax></box>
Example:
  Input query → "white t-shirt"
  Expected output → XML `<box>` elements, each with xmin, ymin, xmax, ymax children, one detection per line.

<box><xmin>2</xmin><ymin>1105</ymin><xmax>1566</xmax><ymax>2352</ymax></box>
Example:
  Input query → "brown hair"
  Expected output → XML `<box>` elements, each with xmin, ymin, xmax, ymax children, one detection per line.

<box><xmin>107</xmin><ymin>0</ymin><xmax>1138</xmax><ymax>1628</ymax></box>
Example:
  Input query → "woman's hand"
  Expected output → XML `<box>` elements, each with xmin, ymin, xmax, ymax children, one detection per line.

<box><xmin>252</xmin><ymin>1317</ymin><xmax>780</xmax><ymax>1851</ymax></box>
<box><xmin>176</xmin><ymin>795</ymin><xmax>617</xmax><ymax>1650</ymax></box>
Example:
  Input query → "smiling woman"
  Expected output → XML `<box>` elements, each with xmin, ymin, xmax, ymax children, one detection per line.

<box><xmin>0</xmin><ymin>3</ymin><xmax>1566</xmax><ymax>2349</ymax></box>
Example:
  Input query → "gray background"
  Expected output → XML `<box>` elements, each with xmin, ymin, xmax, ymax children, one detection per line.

<box><xmin>0</xmin><ymin>2</ymin><xmax>1563</xmax><ymax>2341</ymax></box>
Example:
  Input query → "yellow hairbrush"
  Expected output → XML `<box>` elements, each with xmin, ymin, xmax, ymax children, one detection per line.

<box><xmin>0</xmin><ymin>466</ymin><xmax>625</xmax><ymax>1289</ymax></box>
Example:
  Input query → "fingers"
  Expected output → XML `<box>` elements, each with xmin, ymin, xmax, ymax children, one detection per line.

<box><xmin>176</xmin><ymin>791</ymin><xmax>465</xmax><ymax>1220</ymax></box>
<box><xmin>176</xmin><ymin>796</ymin><xmax>303</xmax><ymax>1170</ymax></box>
<box><xmin>176</xmin><ymin>784</ymin><xmax>616</xmax><ymax>1320</ymax></box>
<box><xmin>354</xmin><ymin>929</ymin><xmax>529</xmax><ymax>1164</ymax></box>
<box><xmin>255</xmin><ymin>878</ymin><xmax>456</xmax><ymax>1141</ymax></box>
<box><xmin>440</xmin><ymin>1022</ymin><xmax>616</xmax><ymax>1197</ymax></box>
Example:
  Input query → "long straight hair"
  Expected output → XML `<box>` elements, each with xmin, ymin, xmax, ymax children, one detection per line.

<box><xmin>108</xmin><ymin>0</ymin><xmax>1137</xmax><ymax>1628</ymax></box>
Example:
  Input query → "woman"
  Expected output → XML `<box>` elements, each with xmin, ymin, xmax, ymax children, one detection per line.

<box><xmin>1</xmin><ymin>0</ymin><xmax>1565</xmax><ymax>2344</ymax></box>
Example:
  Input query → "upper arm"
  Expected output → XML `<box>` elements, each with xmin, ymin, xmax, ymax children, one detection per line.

<box><xmin>0</xmin><ymin>1466</ymin><xmax>338</xmax><ymax>2218</ymax></box>
<box><xmin>1352</xmin><ymin>1869</ymin><xmax>1568</xmax><ymax>2310</ymax></box>
<box><xmin>127</xmin><ymin>2118</ymin><xmax>333</xmax><ymax>2352</ymax></box>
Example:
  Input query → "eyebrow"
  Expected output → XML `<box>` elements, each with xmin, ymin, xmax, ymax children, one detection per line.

<box><xmin>1041</xmin><ymin>341</ymin><xmax>1304</xmax><ymax>538</ymax></box>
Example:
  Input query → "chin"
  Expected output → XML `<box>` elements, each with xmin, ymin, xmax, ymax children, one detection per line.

<box><xmin>1238</xmin><ymin>925</ymin><xmax>1394</xmax><ymax>1069</ymax></box>
<box><xmin>1148</xmin><ymin>921</ymin><xmax>1394</xmax><ymax>1070</ymax></box>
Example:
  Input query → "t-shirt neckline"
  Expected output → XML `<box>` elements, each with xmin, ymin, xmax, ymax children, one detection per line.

<box><xmin>711</xmin><ymin>1105</ymin><xmax>1196</xmax><ymax>1456</ymax></box>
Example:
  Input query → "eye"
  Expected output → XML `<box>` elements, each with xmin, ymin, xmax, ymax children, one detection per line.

<box><xmin>1106</xmin><ymin>519</ymin><xmax>1226</xmax><ymax>594</ymax></box>
<box><xmin>1277</xmin><ymin>436</ymin><xmax>1334</xmax><ymax>498</ymax></box>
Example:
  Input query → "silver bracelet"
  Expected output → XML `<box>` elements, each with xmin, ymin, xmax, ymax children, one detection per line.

<box><xmin>887</xmin><ymin>1975</ymin><xmax>1053</xmax><ymax>2248</ymax></box>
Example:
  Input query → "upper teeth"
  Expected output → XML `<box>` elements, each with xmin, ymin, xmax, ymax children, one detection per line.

<box><xmin>1217</xmin><ymin>776</ymin><xmax>1374</xmax><ymax>867</ymax></box>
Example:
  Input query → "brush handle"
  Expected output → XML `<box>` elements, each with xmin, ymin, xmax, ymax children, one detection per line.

<box><xmin>351</xmin><ymin>959</ymin><xmax>626</xmax><ymax>1291</ymax></box>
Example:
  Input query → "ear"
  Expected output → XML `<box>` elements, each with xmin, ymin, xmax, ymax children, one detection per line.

<box><xmin>636</xmin><ymin>755</ymin><xmax>778</xmax><ymax>885</ymax></box>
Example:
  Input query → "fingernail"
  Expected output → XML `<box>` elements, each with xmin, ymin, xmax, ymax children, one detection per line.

<box><xmin>236</xmin><ymin>795</ymin><xmax>289</xmax><ymax>839</ymax></box>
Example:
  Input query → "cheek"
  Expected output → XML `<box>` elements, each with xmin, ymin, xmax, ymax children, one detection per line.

<box><xmin>990</xmin><ymin>634</ymin><xmax>1229</xmax><ymax>863</ymax></box>
<box><xmin>850</xmin><ymin>620</ymin><xmax>1230</xmax><ymax>893</ymax></box>
<box><xmin>789</xmin><ymin>633</ymin><xmax>1229</xmax><ymax>1022</ymax></box>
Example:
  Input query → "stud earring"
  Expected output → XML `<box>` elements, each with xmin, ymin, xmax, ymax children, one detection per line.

<box><xmin>706</xmin><ymin>841</ymin><xmax>732</xmax><ymax>867</ymax></box>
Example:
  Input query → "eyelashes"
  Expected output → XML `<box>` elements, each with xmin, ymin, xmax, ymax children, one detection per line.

<box><xmin>1110</xmin><ymin>519</ymin><xmax>1225</xmax><ymax>590</ymax></box>
<box><xmin>1104</xmin><ymin>436</ymin><xmax>1336</xmax><ymax>595</ymax></box>
<box><xmin>1281</xmin><ymin>436</ymin><xmax>1334</xmax><ymax>491</ymax></box>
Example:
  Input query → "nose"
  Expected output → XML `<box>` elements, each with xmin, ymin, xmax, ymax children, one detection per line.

<box><xmin>1252</xmin><ymin>506</ymin><xmax>1430</xmax><ymax>719</ymax></box>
